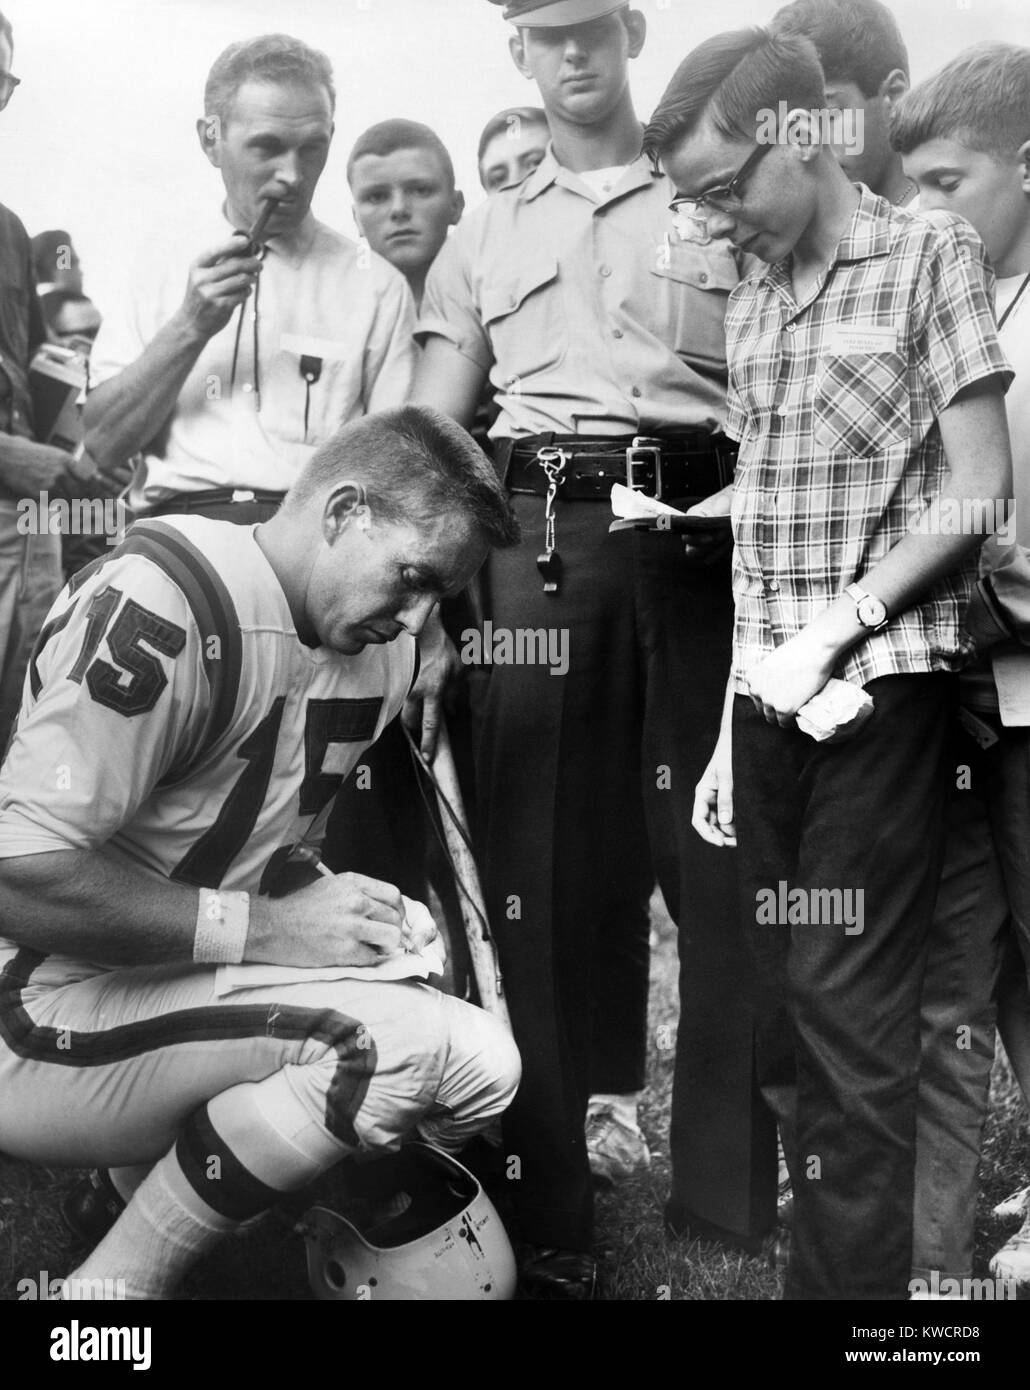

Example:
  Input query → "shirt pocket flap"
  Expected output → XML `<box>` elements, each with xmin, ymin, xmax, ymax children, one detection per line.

<box><xmin>651</xmin><ymin>240</ymin><xmax>739</xmax><ymax>293</ymax></box>
<box><xmin>482</xmin><ymin>256</ymin><xmax>560</xmax><ymax>326</ymax></box>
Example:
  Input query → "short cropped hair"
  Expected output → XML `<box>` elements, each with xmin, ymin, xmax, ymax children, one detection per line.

<box><xmin>890</xmin><ymin>42</ymin><xmax>1030</xmax><ymax>160</ymax></box>
<box><xmin>285</xmin><ymin>407</ymin><xmax>520</xmax><ymax>551</ymax></box>
<box><xmin>204</xmin><ymin>34</ymin><xmax>335</xmax><ymax>127</ymax></box>
<box><xmin>0</xmin><ymin>9</ymin><xmax>13</xmax><ymax>50</ymax></box>
<box><xmin>31</xmin><ymin>230</ymin><xmax>73</xmax><ymax>282</ymax></box>
<box><xmin>641</xmin><ymin>27</ymin><xmax>826</xmax><ymax>167</ymax></box>
<box><xmin>772</xmin><ymin>0</ymin><xmax>908</xmax><ymax>97</ymax></box>
<box><xmin>346</xmin><ymin>119</ymin><xmax>455</xmax><ymax>188</ymax></box>
<box><xmin>476</xmin><ymin>106</ymin><xmax>549</xmax><ymax>167</ymax></box>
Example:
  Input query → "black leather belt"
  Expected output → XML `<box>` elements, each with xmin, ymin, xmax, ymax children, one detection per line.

<box><xmin>497</xmin><ymin>433</ymin><xmax>736</xmax><ymax>503</ymax></box>
<box><xmin>148</xmin><ymin>487</ymin><xmax>287</xmax><ymax>517</ymax></box>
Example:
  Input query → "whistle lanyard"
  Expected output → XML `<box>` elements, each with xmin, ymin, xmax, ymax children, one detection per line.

<box><xmin>998</xmin><ymin>268</ymin><xmax>1030</xmax><ymax>330</ymax></box>
<box><xmin>229</xmin><ymin>251</ymin><xmax>264</xmax><ymax>410</ymax></box>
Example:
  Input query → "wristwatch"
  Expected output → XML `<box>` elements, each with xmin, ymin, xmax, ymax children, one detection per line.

<box><xmin>845</xmin><ymin>583</ymin><xmax>889</xmax><ymax>632</ymax></box>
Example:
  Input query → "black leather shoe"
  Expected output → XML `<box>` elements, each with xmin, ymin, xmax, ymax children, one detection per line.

<box><xmin>518</xmin><ymin>1245</ymin><xmax>597</xmax><ymax>1300</ymax></box>
<box><xmin>62</xmin><ymin>1169</ymin><xmax>125</xmax><ymax>1246</ymax></box>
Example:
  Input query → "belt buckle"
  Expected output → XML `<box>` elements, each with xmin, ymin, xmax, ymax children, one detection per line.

<box><xmin>625</xmin><ymin>437</ymin><xmax>662</xmax><ymax>497</ymax></box>
<box><xmin>231</xmin><ymin>489</ymin><xmax>257</xmax><ymax>503</ymax></box>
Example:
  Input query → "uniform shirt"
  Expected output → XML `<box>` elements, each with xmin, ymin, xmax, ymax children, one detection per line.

<box><xmin>724</xmin><ymin>189</ymin><xmax>1011</xmax><ymax>693</ymax></box>
<box><xmin>0</xmin><ymin>202</ymin><xmax>45</xmax><ymax>467</ymax></box>
<box><xmin>90</xmin><ymin>212</ymin><xmax>417</xmax><ymax>510</ymax></box>
<box><xmin>0</xmin><ymin>515</ymin><xmax>415</xmax><ymax>975</ymax></box>
<box><xmin>418</xmin><ymin>147</ymin><xmax>739</xmax><ymax>437</ymax></box>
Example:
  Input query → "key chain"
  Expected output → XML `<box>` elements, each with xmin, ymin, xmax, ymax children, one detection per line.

<box><xmin>535</xmin><ymin>446</ymin><xmax>568</xmax><ymax>594</ymax></box>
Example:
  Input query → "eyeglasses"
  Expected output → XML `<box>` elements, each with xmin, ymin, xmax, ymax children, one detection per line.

<box><xmin>0</xmin><ymin>71</ymin><xmax>21</xmax><ymax>111</ymax></box>
<box><xmin>668</xmin><ymin>142</ymin><xmax>773</xmax><ymax>241</ymax></box>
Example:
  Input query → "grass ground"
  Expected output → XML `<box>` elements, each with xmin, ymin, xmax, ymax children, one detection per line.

<box><xmin>2</xmin><ymin>891</ymin><xmax>1027</xmax><ymax>1301</ymax></box>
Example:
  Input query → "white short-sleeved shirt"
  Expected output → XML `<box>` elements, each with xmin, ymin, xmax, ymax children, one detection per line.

<box><xmin>90</xmin><ymin>213</ymin><xmax>417</xmax><ymax>510</ymax></box>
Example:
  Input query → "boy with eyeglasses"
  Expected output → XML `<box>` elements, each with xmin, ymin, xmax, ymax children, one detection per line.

<box><xmin>644</xmin><ymin>27</ymin><xmax>1012</xmax><ymax>1299</ymax></box>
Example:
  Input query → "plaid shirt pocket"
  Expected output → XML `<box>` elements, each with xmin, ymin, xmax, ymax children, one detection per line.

<box><xmin>813</xmin><ymin>351</ymin><xmax>911</xmax><ymax>456</ymax></box>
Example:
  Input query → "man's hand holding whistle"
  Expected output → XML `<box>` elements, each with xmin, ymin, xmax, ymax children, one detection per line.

<box><xmin>177</xmin><ymin>233</ymin><xmax>262</xmax><ymax>341</ymax></box>
<box><xmin>176</xmin><ymin>199</ymin><xmax>279</xmax><ymax>343</ymax></box>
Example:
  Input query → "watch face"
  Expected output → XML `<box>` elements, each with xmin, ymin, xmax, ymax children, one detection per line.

<box><xmin>858</xmin><ymin>596</ymin><xmax>887</xmax><ymax>628</ymax></box>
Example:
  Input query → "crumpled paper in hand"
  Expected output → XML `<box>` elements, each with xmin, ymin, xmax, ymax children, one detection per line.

<box><xmin>796</xmin><ymin>678</ymin><xmax>874</xmax><ymax>744</ymax></box>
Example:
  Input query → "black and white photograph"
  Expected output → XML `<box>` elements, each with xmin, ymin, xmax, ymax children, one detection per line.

<box><xmin>0</xmin><ymin>0</ymin><xmax>1029</xmax><ymax>1355</ymax></box>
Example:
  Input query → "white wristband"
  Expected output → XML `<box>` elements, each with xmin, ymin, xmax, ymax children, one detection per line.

<box><xmin>194</xmin><ymin>889</ymin><xmax>250</xmax><ymax>964</ymax></box>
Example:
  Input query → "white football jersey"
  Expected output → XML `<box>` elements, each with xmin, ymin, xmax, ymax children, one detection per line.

<box><xmin>0</xmin><ymin>516</ymin><xmax>416</xmax><ymax>909</ymax></box>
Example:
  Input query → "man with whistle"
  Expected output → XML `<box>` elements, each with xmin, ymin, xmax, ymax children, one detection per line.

<box><xmin>412</xmin><ymin>0</ymin><xmax>777</xmax><ymax>1297</ymax></box>
<box><xmin>84</xmin><ymin>33</ymin><xmax>417</xmax><ymax>530</ymax></box>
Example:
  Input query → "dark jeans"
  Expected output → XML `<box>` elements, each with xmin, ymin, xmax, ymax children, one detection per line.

<box><xmin>733</xmin><ymin>673</ymin><xmax>955</xmax><ymax>1300</ymax></box>
<box><xmin>480</xmin><ymin>495</ymin><xmax>773</xmax><ymax>1253</ymax></box>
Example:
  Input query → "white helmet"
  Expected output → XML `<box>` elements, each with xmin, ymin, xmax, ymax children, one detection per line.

<box><xmin>301</xmin><ymin>1142</ymin><xmax>516</xmax><ymax>1301</ymax></box>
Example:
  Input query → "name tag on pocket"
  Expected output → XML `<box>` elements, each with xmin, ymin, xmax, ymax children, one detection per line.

<box><xmin>279</xmin><ymin>333</ymin><xmax>349</xmax><ymax>361</ymax></box>
<box><xmin>826</xmin><ymin>325</ymin><xmax>899</xmax><ymax>356</ymax></box>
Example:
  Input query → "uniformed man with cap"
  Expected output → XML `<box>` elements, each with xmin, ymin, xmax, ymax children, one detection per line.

<box><xmin>412</xmin><ymin>0</ymin><xmax>776</xmax><ymax>1298</ymax></box>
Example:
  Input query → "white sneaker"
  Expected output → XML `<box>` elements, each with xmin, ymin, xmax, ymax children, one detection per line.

<box><xmin>992</xmin><ymin>1184</ymin><xmax>1030</xmax><ymax>1221</ymax></box>
<box><xmin>585</xmin><ymin>1104</ymin><xmax>651</xmax><ymax>1185</ymax></box>
<box><xmin>989</xmin><ymin>1210</ymin><xmax>1030</xmax><ymax>1290</ymax></box>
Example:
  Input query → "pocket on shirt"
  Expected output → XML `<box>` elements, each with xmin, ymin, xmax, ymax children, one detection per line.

<box><xmin>813</xmin><ymin>351</ymin><xmax>910</xmax><ymax>456</ymax></box>
<box><xmin>649</xmin><ymin>239</ymin><xmax>738</xmax><ymax>360</ymax></box>
<box><xmin>481</xmin><ymin>255</ymin><xmax>565</xmax><ymax>385</ymax></box>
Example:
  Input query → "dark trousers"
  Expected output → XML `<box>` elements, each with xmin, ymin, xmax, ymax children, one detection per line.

<box><xmin>733</xmin><ymin>673</ymin><xmax>955</xmax><ymax>1300</ymax></box>
<box><xmin>479</xmin><ymin>494</ymin><xmax>775</xmax><ymax>1253</ymax></box>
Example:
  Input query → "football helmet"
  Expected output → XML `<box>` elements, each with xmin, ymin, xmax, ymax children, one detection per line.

<box><xmin>300</xmin><ymin>1142</ymin><xmax>516</xmax><ymax>1300</ymax></box>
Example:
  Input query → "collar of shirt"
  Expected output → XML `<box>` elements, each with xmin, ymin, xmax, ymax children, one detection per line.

<box><xmin>518</xmin><ymin>142</ymin><xmax>657</xmax><ymax>206</ymax></box>
<box><xmin>218</xmin><ymin>204</ymin><xmax>319</xmax><ymax>268</ymax></box>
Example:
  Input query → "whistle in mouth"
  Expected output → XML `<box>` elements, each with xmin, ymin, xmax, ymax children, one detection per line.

<box><xmin>243</xmin><ymin>197</ymin><xmax>280</xmax><ymax>252</ymax></box>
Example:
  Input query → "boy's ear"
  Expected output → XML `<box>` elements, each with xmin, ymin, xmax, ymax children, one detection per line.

<box><xmin>782</xmin><ymin>108</ymin><xmax>822</xmax><ymax>160</ymax></box>
<box><xmin>1018</xmin><ymin>140</ymin><xmax>1030</xmax><ymax>195</ymax></box>
<box><xmin>879</xmin><ymin>68</ymin><xmax>910</xmax><ymax>111</ymax></box>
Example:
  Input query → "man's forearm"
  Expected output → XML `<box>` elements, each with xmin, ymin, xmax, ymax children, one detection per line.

<box><xmin>0</xmin><ymin>849</ymin><xmax>267</xmax><ymax>965</ymax></box>
<box><xmin>83</xmin><ymin>312</ymin><xmax>210</xmax><ymax>471</ymax></box>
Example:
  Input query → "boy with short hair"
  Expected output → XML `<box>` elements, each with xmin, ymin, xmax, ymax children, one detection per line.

<box><xmin>348</xmin><ymin>119</ymin><xmax>465</xmax><ymax>308</ymax></box>
<box><xmin>771</xmin><ymin>0</ymin><xmax>914</xmax><ymax>205</ymax></box>
<box><xmin>643</xmin><ymin>26</ymin><xmax>1012</xmax><ymax>1299</ymax></box>
<box><xmin>893</xmin><ymin>39</ymin><xmax>1030</xmax><ymax>1291</ymax></box>
<box><xmin>477</xmin><ymin>106</ymin><xmax>550</xmax><ymax>192</ymax></box>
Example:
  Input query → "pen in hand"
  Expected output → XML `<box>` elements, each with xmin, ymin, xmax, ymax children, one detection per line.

<box><xmin>291</xmin><ymin>844</ymin><xmax>415</xmax><ymax>954</ymax></box>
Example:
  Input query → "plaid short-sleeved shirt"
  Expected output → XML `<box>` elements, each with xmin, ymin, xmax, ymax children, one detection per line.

<box><xmin>725</xmin><ymin>188</ymin><xmax>1012</xmax><ymax>693</ymax></box>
